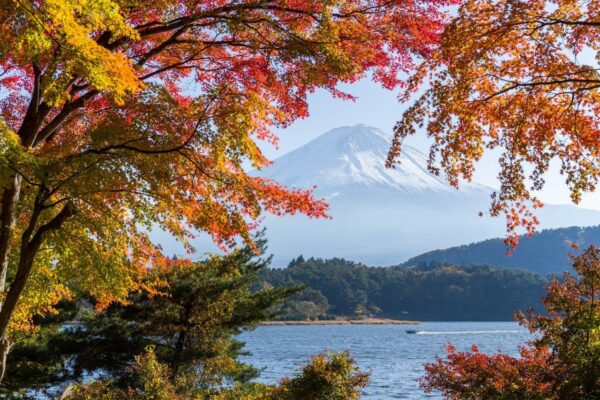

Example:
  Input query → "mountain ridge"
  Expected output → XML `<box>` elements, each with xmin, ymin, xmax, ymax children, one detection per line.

<box><xmin>156</xmin><ymin>124</ymin><xmax>600</xmax><ymax>266</ymax></box>
<box><xmin>403</xmin><ymin>225</ymin><xmax>600</xmax><ymax>275</ymax></box>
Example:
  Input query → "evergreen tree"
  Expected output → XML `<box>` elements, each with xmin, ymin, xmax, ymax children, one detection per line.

<box><xmin>3</xmin><ymin>237</ymin><xmax>301</xmax><ymax>397</ymax></box>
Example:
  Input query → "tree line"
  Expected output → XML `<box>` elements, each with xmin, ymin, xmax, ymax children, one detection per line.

<box><xmin>258</xmin><ymin>257</ymin><xmax>549</xmax><ymax>321</ymax></box>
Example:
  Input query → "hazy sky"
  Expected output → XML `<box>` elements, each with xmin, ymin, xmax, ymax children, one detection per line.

<box><xmin>261</xmin><ymin>78</ymin><xmax>600</xmax><ymax>211</ymax></box>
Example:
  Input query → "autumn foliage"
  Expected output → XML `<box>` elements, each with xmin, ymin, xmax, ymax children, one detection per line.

<box><xmin>421</xmin><ymin>245</ymin><xmax>600</xmax><ymax>399</ymax></box>
<box><xmin>0</xmin><ymin>0</ymin><xmax>458</xmax><ymax>378</ymax></box>
<box><xmin>389</xmin><ymin>0</ymin><xmax>600</xmax><ymax>247</ymax></box>
<box><xmin>270</xmin><ymin>351</ymin><xmax>370</xmax><ymax>400</ymax></box>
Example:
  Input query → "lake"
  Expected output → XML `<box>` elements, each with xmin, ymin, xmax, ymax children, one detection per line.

<box><xmin>240</xmin><ymin>321</ymin><xmax>530</xmax><ymax>399</ymax></box>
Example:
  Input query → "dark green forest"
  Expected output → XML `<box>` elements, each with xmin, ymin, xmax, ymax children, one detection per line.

<box><xmin>404</xmin><ymin>225</ymin><xmax>600</xmax><ymax>275</ymax></box>
<box><xmin>258</xmin><ymin>257</ymin><xmax>550</xmax><ymax>321</ymax></box>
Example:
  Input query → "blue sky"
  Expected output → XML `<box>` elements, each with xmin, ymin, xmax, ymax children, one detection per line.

<box><xmin>262</xmin><ymin>78</ymin><xmax>600</xmax><ymax>211</ymax></box>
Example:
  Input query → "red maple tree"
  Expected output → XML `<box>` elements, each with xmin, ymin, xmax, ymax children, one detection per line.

<box><xmin>422</xmin><ymin>246</ymin><xmax>600</xmax><ymax>399</ymax></box>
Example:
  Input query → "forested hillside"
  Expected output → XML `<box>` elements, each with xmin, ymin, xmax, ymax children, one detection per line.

<box><xmin>258</xmin><ymin>257</ymin><xmax>549</xmax><ymax>321</ymax></box>
<box><xmin>404</xmin><ymin>226</ymin><xmax>600</xmax><ymax>275</ymax></box>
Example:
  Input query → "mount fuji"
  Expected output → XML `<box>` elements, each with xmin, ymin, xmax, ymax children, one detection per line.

<box><xmin>255</xmin><ymin>124</ymin><xmax>600</xmax><ymax>266</ymax></box>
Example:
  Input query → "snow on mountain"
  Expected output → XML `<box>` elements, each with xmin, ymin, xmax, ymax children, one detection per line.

<box><xmin>254</xmin><ymin>124</ymin><xmax>600</xmax><ymax>266</ymax></box>
<box><xmin>260</xmin><ymin>124</ymin><xmax>486</xmax><ymax>196</ymax></box>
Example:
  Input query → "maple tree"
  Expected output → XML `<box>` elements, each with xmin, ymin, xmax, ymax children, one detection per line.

<box><xmin>389</xmin><ymin>0</ymin><xmax>600</xmax><ymax>246</ymax></box>
<box><xmin>0</xmin><ymin>0</ymin><xmax>457</xmax><ymax>383</ymax></box>
<box><xmin>421</xmin><ymin>245</ymin><xmax>600</xmax><ymax>399</ymax></box>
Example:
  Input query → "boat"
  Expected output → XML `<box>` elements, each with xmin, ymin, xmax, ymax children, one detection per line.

<box><xmin>405</xmin><ymin>329</ymin><xmax>418</xmax><ymax>334</ymax></box>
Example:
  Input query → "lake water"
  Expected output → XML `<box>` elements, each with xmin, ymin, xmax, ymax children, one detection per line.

<box><xmin>240</xmin><ymin>321</ymin><xmax>530</xmax><ymax>399</ymax></box>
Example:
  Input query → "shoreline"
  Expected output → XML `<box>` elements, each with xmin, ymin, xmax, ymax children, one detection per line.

<box><xmin>260</xmin><ymin>318</ymin><xmax>420</xmax><ymax>326</ymax></box>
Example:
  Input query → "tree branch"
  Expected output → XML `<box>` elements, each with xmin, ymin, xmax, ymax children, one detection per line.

<box><xmin>35</xmin><ymin>91</ymin><xmax>98</xmax><ymax>146</ymax></box>
<box><xmin>0</xmin><ymin>201</ymin><xmax>76</xmax><ymax>341</ymax></box>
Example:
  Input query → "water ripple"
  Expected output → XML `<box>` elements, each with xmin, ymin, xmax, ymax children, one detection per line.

<box><xmin>240</xmin><ymin>321</ymin><xmax>530</xmax><ymax>399</ymax></box>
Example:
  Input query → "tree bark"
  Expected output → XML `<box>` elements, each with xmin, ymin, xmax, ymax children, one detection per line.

<box><xmin>0</xmin><ymin>61</ymin><xmax>94</xmax><ymax>384</ymax></box>
<box><xmin>0</xmin><ymin>337</ymin><xmax>11</xmax><ymax>383</ymax></box>
<box><xmin>171</xmin><ymin>300</ymin><xmax>193</xmax><ymax>379</ymax></box>
<box><xmin>0</xmin><ymin>174</ymin><xmax>22</xmax><ymax>295</ymax></box>
<box><xmin>0</xmin><ymin>201</ymin><xmax>76</xmax><ymax>339</ymax></box>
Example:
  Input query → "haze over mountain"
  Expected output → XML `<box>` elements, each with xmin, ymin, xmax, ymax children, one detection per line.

<box><xmin>255</xmin><ymin>124</ymin><xmax>600</xmax><ymax>266</ymax></box>
<box><xmin>155</xmin><ymin>124</ymin><xmax>600</xmax><ymax>265</ymax></box>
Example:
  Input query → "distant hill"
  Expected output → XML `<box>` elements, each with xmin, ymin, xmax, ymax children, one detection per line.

<box><xmin>259</xmin><ymin>257</ymin><xmax>549</xmax><ymax>321</ymax></box>
<box><xmin>404</xmin><ymin>225</ymin><xmax>600</xmax><ymax>275</ymax></box>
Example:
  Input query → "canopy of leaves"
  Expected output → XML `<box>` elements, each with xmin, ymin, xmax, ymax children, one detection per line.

<box><xmin>389</xmin><ymin>0</ymin><xmax>600</xmax><ymax>246</ymax></box>
<box><xmin>0</xmin><ymin>0</ymin><xmax>459</xmax><ymax>335</ymax></box>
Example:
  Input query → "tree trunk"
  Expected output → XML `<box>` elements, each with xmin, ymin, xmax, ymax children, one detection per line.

<box><xmin>0</xmin><ymin>62</ymin><xmax>85</xmax><ymax>384</ymax></box>
<box><xmin>0</xmin><ymin>152</ymin><xmax>23</xmax><ymax>387</ymax></box>
<box><xmin>171</xmin><ymin>301</ymin><xmax>192</xmax><ymax>380</ymax></box>
<box><xmin>0</xmin><ymin>174</ymin><xmax>22</xmax><ymax>294</ymax></box>
<box><xmin>0</xmin><ymin>337</ymin><xmax>11</xmax><ymax>383</ymax></box>
<box><xmin>0</xmin><ymin>201</ymin><xmax>76</xmax><ymax>381</ymax></box>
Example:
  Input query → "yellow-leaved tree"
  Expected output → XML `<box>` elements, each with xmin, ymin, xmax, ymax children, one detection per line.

<box><xmin>0</xmin><ymin>0</ymin><xmax>457</xmax><ymax>382</ymax></box>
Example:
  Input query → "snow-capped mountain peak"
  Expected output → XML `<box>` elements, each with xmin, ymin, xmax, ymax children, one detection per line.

<box><xmin>260</xmin><ymin>124</ymin><xmax>484</xmax><ymax>195</ymax></box>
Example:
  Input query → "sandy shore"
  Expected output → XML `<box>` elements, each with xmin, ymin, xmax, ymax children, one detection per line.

<box><xmin>260</xmin><ymin>318</ymin><xmax>420</xmax><ymax>326</ymax></box>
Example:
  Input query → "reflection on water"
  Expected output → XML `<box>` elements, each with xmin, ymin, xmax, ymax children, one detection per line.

<box><xmin>240</xmin><ymin>321</ymin><xmax>529</xmax><ymax>399</ymax></box>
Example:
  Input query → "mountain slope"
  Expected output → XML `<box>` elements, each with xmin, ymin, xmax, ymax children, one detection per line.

<box><xmin>257</xmin><ymin>124</ymin><xmax>600</xmax><ymax>266</ymax></box>
<box><xmin>261</xmin><ymin>124</ymin><xmax>489</xmax><ymax>196</ymax></box>
<box><xmin>404</xmin><ymin>225</ymin><xmax>600</xmax><ymax>275</ymax></box>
